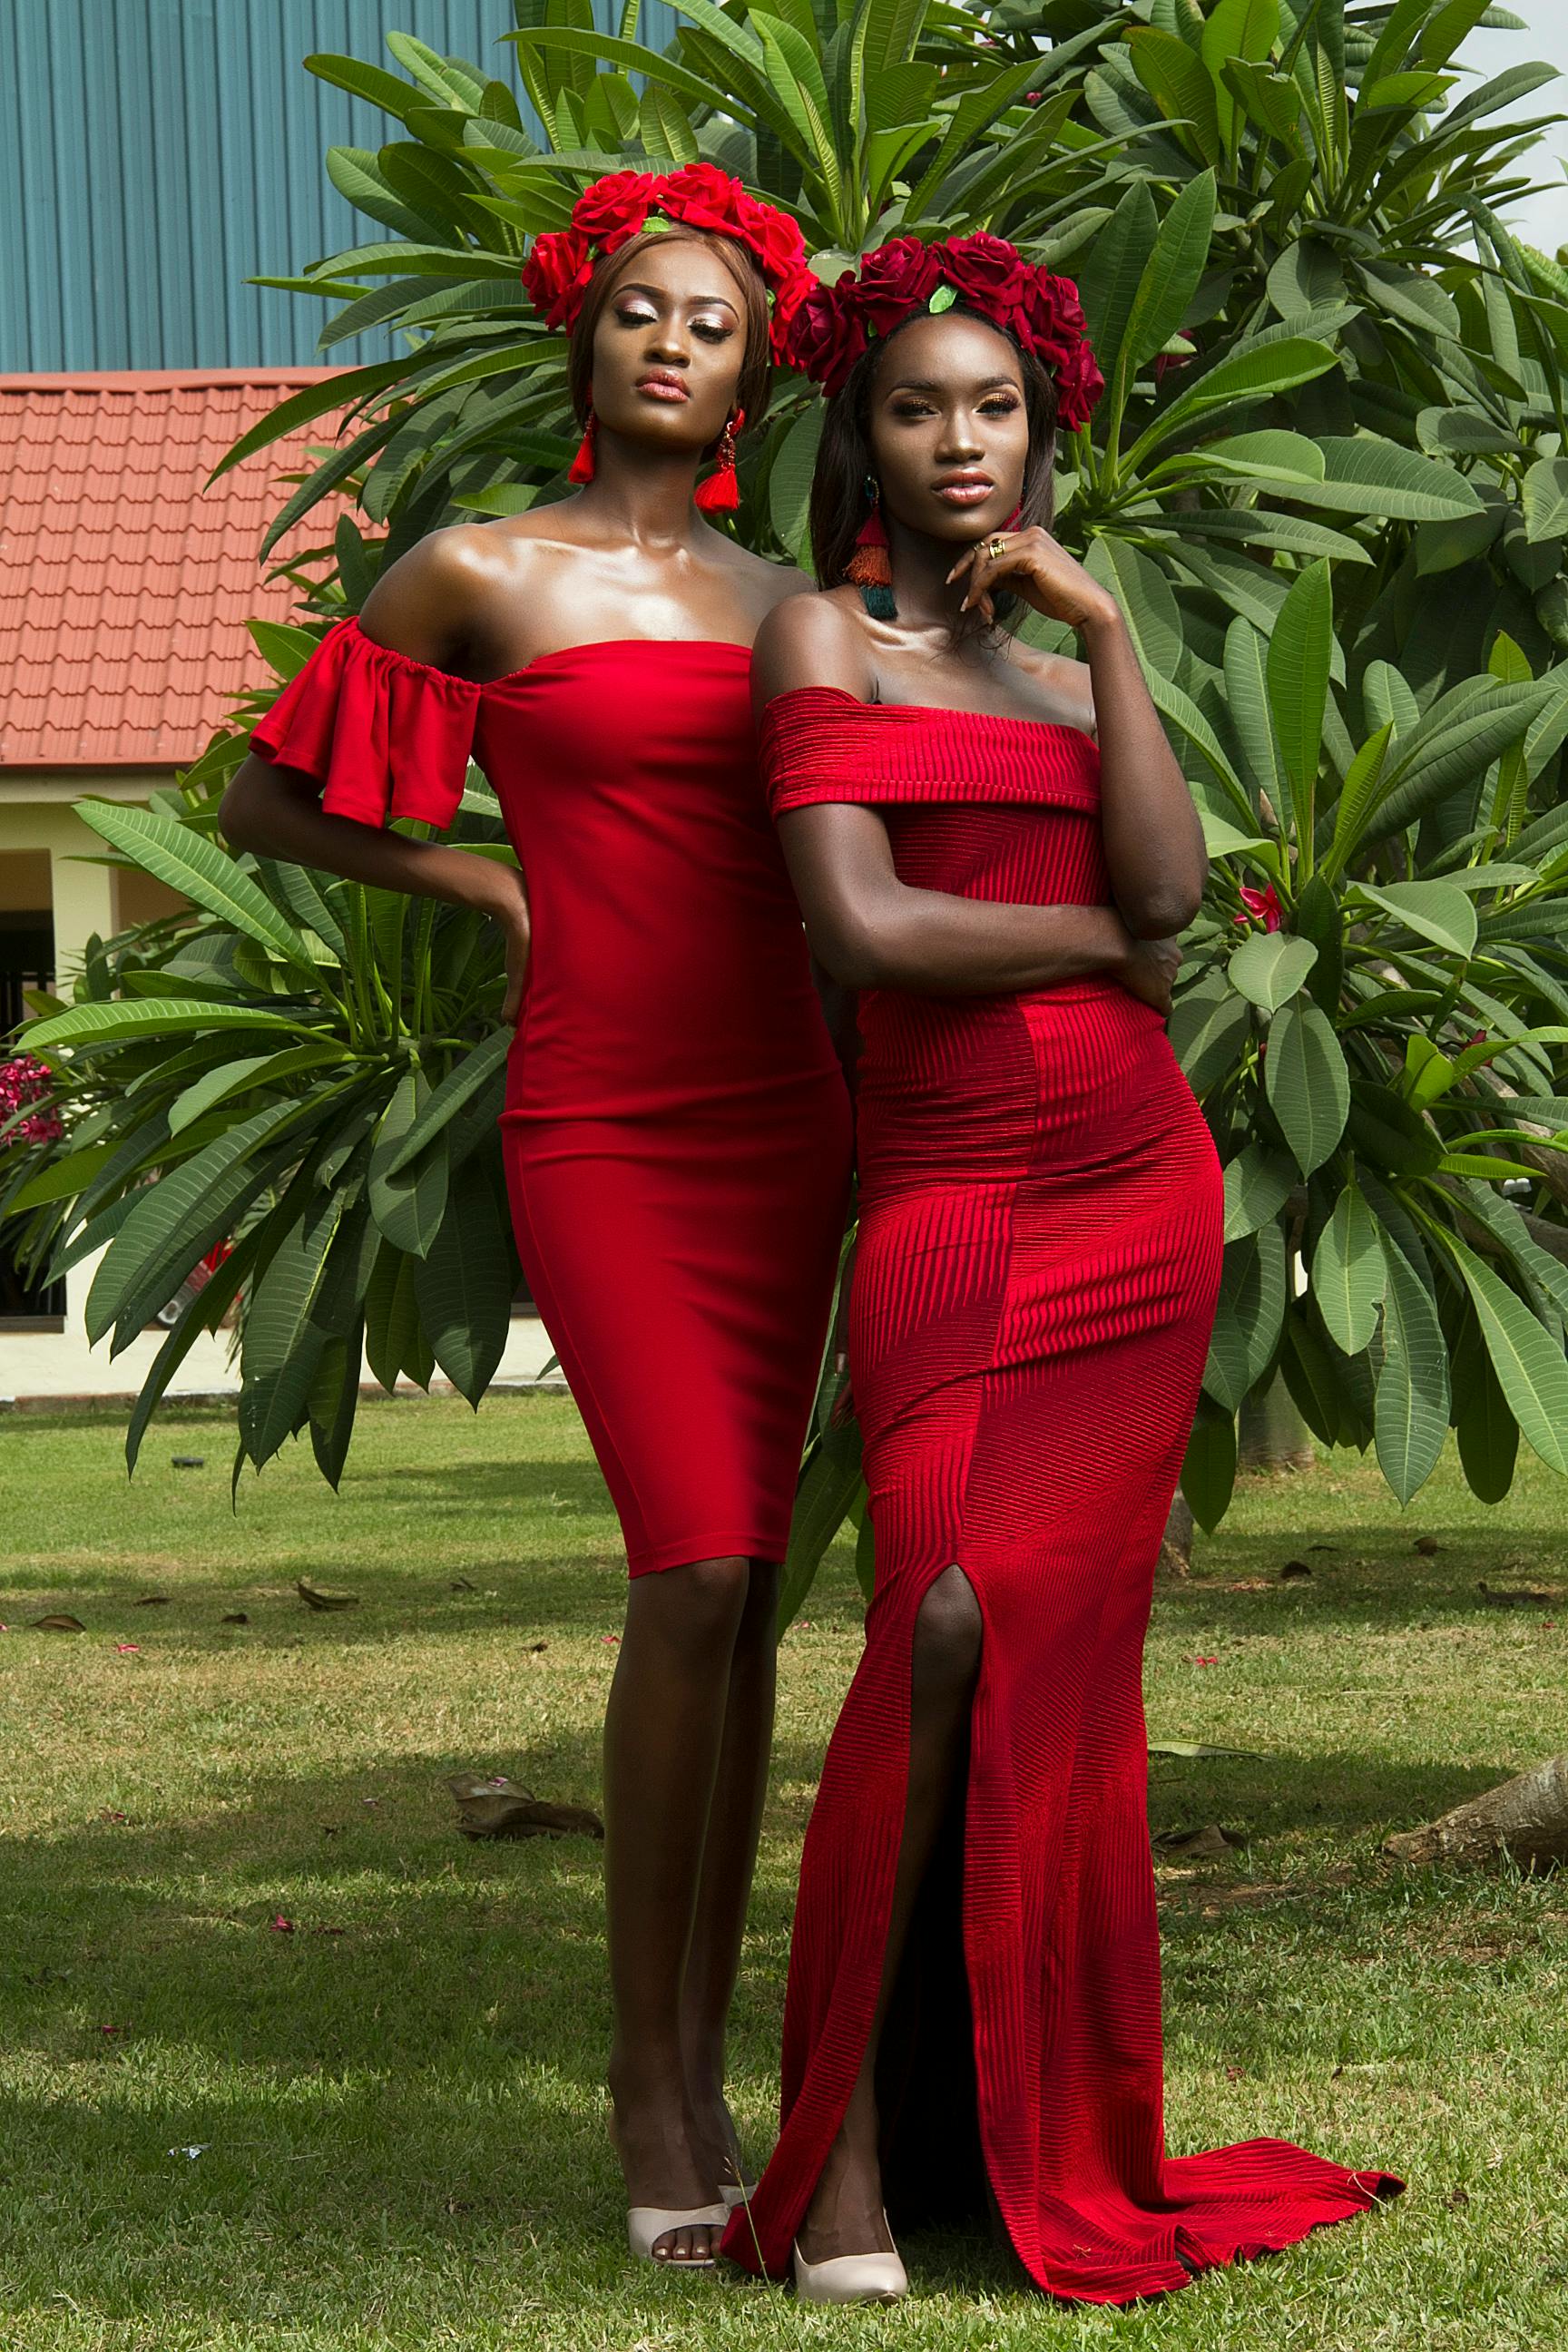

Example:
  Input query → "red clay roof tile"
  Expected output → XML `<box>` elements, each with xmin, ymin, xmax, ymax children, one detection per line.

<box><xmin>0</xmin><ymin>370</ymin><xmax>347</xmax><ymax>768</ymax></box>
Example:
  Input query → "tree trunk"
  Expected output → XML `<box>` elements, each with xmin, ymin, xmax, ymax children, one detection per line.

<box><xmin>1384</xmin><ymin>1752</ymin><xmax>1568</xmax><ymax>1871</ymax></box>
<box><xmin>1238</xmin><ymin>1375</ymin><xmax>1315</xmax><ymax>1473</ymax></box>
<box><xmin>1156</xmin><ymin>1491</ymin><xmax>1193</xmax><ymax>1581</ymax></box>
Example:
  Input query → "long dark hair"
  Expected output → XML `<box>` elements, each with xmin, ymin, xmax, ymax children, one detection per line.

<box><xmin>808</xmin><ymin>305</ymin><xmax>1058</xmax><ymax>636</ymax></box>
<box><xmin>566</xmin><ymin>226</ymin><xmax>772</xmax><ymax>461</ymax></box>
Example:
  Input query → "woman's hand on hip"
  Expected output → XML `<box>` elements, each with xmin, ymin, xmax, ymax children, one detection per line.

<box><xmin>946</xmin><ymin>525</ymin><xmax>1121</xmax><ymax>634</ymax></box>
<box><xmin>484</xmin><ymin>862</ymin><xmax>532</xmax><ymax>1022</ymax></box>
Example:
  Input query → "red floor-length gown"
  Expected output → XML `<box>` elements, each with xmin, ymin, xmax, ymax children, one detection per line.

<box><xmin>253</xmin><ymin>623</ymin><xmax>851</xmax><ymax>1573</ymax></box>
<box><xmin>721</xmin><ymin>688</ymin><xmax>1399</xmax><ymax>2302</ymax></box>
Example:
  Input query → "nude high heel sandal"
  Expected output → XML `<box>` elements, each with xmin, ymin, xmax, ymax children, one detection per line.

<box><xmin>627</xmin><ymin>2200</ymin><xmax>730</xmax><ymax>2265</ymax></box>
<box><xmin>792</xmin><ymin>2217</ymin><xmax>908</xmax><ymax>2304</ymax></box>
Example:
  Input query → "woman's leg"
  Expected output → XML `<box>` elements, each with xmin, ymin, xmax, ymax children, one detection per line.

<box><xmin>797</xmin><ymin>1564</ymin><xmax>984</xmax><ymax>2263</ymax></box>
<box><xmin>680</xmin><ymin>1560</ymin><xmax>779</xmax><ymax>2189</ymax></box>
<box><xmin>603</xmin><ymin>1553</ymin><xmax>751</xmax><ymax>2262</ymax></box>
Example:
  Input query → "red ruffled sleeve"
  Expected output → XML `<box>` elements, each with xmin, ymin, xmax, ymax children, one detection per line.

<box><xmin>250</xmin><ymin>618</ymin><xmax>482</xmax><ymax>830</ymax></box>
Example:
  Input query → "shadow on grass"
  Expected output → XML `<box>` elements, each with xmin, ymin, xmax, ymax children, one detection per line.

<box><xmin>0</xmin><ymin>1719</ymin><xmax>1513</xmax><ymax>2326</ymax></box>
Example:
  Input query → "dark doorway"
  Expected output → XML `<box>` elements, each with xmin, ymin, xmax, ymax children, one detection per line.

<box><xmin>1</xmin><ymin>910</ymin><xmax>65</xmax><ymax>1326</ymax></box>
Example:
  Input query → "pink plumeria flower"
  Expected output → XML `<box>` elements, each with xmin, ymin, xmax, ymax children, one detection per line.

<box><xmin>1233</xmin><ymin>884</ymin><xmax>1282</xmax><ymax>933</ymax></box>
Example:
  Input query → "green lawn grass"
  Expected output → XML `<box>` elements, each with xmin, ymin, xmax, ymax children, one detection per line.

<box><xmin>1</xmin><ymin>1392</ymin><xmax>1564</xmax><ymax>2350</ymax></box>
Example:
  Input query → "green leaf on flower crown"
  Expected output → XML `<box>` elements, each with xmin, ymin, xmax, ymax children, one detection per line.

<box><xmin>928</xmin><ymin>283</ymin><xmax>956</xmax><ymax>312</ymax></box>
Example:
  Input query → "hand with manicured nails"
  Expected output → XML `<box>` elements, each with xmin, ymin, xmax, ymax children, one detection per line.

<box><xmin>946</xmin><ymin>524</ymin><xmax>1120</xmax><ymax>634</ymax></box>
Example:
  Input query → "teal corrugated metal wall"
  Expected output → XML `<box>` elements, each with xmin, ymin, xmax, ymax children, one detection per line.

<box><xmin>0</xmin><ymin>0</ymin><xmax>679</xmax><ymax>370</ymax></box>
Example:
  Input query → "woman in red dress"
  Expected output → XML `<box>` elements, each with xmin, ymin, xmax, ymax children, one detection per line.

<box><xmin>721</xmin><ymin>236</ymin><xmax>1399</xmax><ymax>2304</ymax></box>
<box><xmin>221</xmin><ymin>169</ymin><xmax>851</xmax><ymax>2269</ymax></box>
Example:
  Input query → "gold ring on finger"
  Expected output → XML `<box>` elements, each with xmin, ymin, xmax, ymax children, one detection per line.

<box><xmin>987</xmin><ymin>535</ymin><xmax>1008</xmax><ymax>560</ymax></box>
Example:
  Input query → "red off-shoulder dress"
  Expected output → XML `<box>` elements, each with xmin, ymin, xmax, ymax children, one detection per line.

<box><xmin>252</xmin><ymin>624</ymin><xmax>851</xmax><ymax>1574</ymax></box>
<box><xmin>720</xmin><ymin>689</ymin><xmax>1399</xmax><ymax>2302</ymax></box>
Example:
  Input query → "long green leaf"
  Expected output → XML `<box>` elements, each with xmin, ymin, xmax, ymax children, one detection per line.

<box><xmin>74</xmin><ymin>802</ymin><xmax>318</xmax><ymax>974</ymax></box>
<box><xmin>1266</xmin><ymin>999</ymin><xmax>1349</xmax><ymax>1175</ymax></box>
<box><xmin>1446</xmin><ymin>1237</ymin><xmax>1568</xmax><ymax>1475</ymax></box>
<box><xmin>85</xmin><ymin>1101</ymin><xmax>309</xmax><ymax>1349</ymax></box>
<box><xmin>24</xmin><ymin>999</ymin><xmax>311</xmax><ymax>1055</ymax></box>
<box><xmin>383</xmin><ymin>1028</ymin><xmax>512</xmax><ymax>1176</ymax></box>
<box><xmin>1181</xmin><ymin>1393</ymin><xmax>1238</xmax><ymax>1532</ymax></box>
<box><xmin>1221</xmin><ymin>1144</ymin><xmax>1295</xmax><ymax>1242</ymax></box>
<box><xmin>1373</xmin><ymin>1230</ymin><xmax>1449</xmax><ymax>1503</ymax></box>
<box><xmin>1204</xmin><ymin>1221</ymin><xmax>1287</xmax><ymax>1412</ymax></box>
<box><xmin>414</xmin><ymin>1159</ymin><xmax>515</xmax><ymax>1404</ymax></box>
<box><xmin>1310</xmin><ymin>1180</ymin><xmax>1385</xmax><ymax>1355</ymax></box>
<box><xmin>777</xmin><ymin>1418</ymin><xmax>863</xmax><ymax>1635</ymax></box>
<box><xmin>1266</xmin><ymin>559</ymin><xmax>1333</xmax><ymax>845</ymax></box>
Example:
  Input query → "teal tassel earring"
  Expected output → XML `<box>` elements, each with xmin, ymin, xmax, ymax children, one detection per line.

<box><xmin>848</xmin><ymin>475</ymin><xmax>896</xmax><ymax>620</ymax></box>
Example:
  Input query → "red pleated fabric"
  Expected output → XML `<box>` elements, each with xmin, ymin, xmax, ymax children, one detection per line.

<box><xmin>248</xmin><ymin>631</ymin><xmax>851</xmax><ymax>1576</ymax></box>
<box><xmin>721</xmin><ymin>688</ymin><xmax>1400</xmax><ymax>2301</ymax></box>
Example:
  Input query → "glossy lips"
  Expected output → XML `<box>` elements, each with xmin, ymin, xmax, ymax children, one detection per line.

<box><xmin>932</xmin><ymin>470</ymin><xmax>995</xmax><ymax>507</ymax></box>
<box><xmin>635</xmin><ymin>369</ymin><xmax>691</xmax><ymax>403</ymax></box>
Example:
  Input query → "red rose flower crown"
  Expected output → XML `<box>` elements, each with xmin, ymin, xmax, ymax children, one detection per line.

<box><xmin>521</xmin><ymin>164</ymin><xmax>818</xmax><ymax>512</ymax></box>
<box><xmin>780</xmin><ymin>231</ymin><xmax>1104</xmax><ymax>429</ymax></box>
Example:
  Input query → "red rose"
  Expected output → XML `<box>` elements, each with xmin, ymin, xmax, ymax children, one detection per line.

<box><xmin>769</xmin><ymin>264</ymin><xmax>818</xmax><ymax>360</ymax></box>
<box><xmin>733</xmin><ymin>186</ymin><xmax>808</xmax><ymax>291</ymax></box>
<box><xmin>657</xmin><ymin>162</ymin><xmax>743</xmax><ymax>236</ymax></box>
<box><xmin>521</xmin><ymin>229</ymin><xmax>594</xmax><ymax>330</ymax></box>
<box><xmin>1015</xmin><ymin>270</ymin><xmax>1102</xmax><ymax>426</ymax></box>
<box><xmin>849</xmin><ymin>237</ymin><xmax>942</xmax><ymax>334</ymax></box>
<box><xmin>571</xmin><ymin>171</ymin><xmax>659</xmax><ymax>245</ymax></box>
<box><xmin>784</xmin><ymin>278</ymin><xmax>866</xmax><ymax>391</ymax></box>
<box><xmin>1053</xmin><ymin>336</ymin><xmax>1104</xmax><ymax>429</ymax></box>
<box><xmin>934</xmin><ymin>233</ymin><xmax>1031</xmax><ymax>332</ymax></box>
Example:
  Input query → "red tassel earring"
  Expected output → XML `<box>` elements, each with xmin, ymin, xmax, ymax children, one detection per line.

<box><xmin>695</xmin><ymin>407</ymin><xmax>744</xmax><ymax>513</ymax></box>
<box><xmin>847</xmin><ymin>475</ymin><xmax>895</xmax><ymax>618</ymax></box>
<box><xmin>568</xmin><ymin>393</ymin><xmax>597</xmax><ymax>485</ymax></box>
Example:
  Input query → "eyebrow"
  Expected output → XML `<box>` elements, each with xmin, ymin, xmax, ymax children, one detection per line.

<box><xmin>614</xmin><ymin>279</ymin><xmax>740</xmax><ymax>318</ymax></box>
<box><xmin>886</xmin><ymin>373</ymin><xmax>1021</xmax><ymax>394</ymax></box>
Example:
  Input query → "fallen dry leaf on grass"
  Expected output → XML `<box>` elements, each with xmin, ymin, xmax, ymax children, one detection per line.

<box><xmin>1279</xmin><ymin>1560</ymin><xmax>1313</xmax><ymax>1582</ymax></box>
<box><xmin>446</xmin><ymin>1772</ymin><xmax>604</xmax><ymax>1841</ymax></box>
<box><xmin>134</xmin><ymin>1594</ymin><xmax>172</xmax><ymax>1607</ymax></box>
<box><xmin>220</xmin><ymin>1612</ymin><xmax>249</xmax><ymax>1625</ymax></box>
<box><xmin>295</xmin><ymin>1580</ymin><xmax>358</xmax><ymax>1612</ymax></box>
<box><xmin>449</xmin><ymin>1577</ymin><xmax>477</xmax><ymax>1592</ymax></box>
<box><xmin>1415</xmin><ymin>1536</ymin><xmax>1440</xmax><ymax>1556</ymax></box>
<box><xmin>1477</xmin><ymin>1582</ymin><xmax>1562</xmax><ymax>1610</ymax></box>
<box><xmin>30</xmin><ymin>1613</ymin><xmax>85</xmax><ymax>1632</ymax></box>
<box><xmin>1153</xmin><ymin>1824</ymin><xmax>1246</xmax><ymax>1861</ymax></box>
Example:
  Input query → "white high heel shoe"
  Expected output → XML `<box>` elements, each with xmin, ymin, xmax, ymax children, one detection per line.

<box><xmin>792</xmin><ymin>2214</ymin><xmax>907</xmax><ymax>2305</ymax></box>
<box><xmin>627</xmin><ymin>2200</ymin><xmax>730</xmax><ymax>2265</ymax></box>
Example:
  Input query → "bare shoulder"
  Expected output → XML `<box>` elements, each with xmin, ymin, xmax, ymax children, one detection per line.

<box><xmin>750</xmin><ymin>585</ymin><xmax>875</xmax><ymax>717</ymax></box>
<box><xmin>358</xmin><ymin>523</ymin><xmax>529</xmax><ymax>672</ymax></box>
<box><xmin>1005</xmin><ymin>640</ymin><xmax>1099</xmax><ymax>735</ymax></box>
<box><xmin>709</xmin><ymin>533</ymin><xmax>815</xmax><ymax>629</ymax></box>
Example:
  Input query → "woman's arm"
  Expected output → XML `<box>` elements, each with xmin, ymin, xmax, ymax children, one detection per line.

<box><xmin>948</xmin><ymin>532</ymin><xmax>1208</xmax><ymax>938</ymax></box>
<box><xmin>220</xmin><ymin>531</ymin><xmax>533</xmax><ymax>1014</ymax></box>
<box><xmin>752</xmin><ymin>595</ymin><xmax>1176</xmax><ymax>1009</ymax></box>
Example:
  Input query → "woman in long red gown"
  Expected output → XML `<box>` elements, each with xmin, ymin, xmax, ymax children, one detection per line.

<box><xmin>721</xmin><ymin>235</ymin><xmax>1399</xmax><ymax>2304</ymax></box>
<box><xmin>222</xmin><ymin>169</ymin><xmax>851</xmax><ymax>2269</ymax></box>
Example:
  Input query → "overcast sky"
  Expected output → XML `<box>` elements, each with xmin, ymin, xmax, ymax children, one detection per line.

<box><xmin>1465</xmin><ymin>11</ymin><xmax>1568</xmax><ymax>255</ymax></box>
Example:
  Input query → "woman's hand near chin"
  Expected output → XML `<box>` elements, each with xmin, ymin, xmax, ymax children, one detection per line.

<box><xmin>945</xmin><ymin>525</ymin><xmax>1120</xmax><ymax>635</ymax></box>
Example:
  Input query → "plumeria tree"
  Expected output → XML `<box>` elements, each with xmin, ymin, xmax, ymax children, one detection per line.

<box><xmin>6</xmin><ymin>0</ymin><xmax>1568</xmax><ymax>1587</ymax></box>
